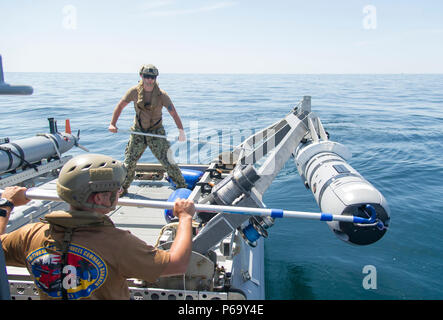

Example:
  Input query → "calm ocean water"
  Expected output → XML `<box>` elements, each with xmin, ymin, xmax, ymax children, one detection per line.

<box><xmin>2</xmin><ymin>73</ymin><xmax>443</xmax><ymax>299</ymax></box>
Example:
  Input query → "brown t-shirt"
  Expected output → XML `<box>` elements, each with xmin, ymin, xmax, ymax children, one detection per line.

<box><xmin>123</xmin><ymin>85</ymin><xmax>173</xmax><ymax>131</ymax></box>
<box><xmin>1</xmin><ymin>217</ymin><xmax>170</xmax><ymax>300</ymax></box>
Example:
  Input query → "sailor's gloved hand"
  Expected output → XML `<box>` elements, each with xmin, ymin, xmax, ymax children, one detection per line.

<box><xmin>173</xmin><ymin>199</ymin><xmax>195</xmax><ymax>220</ymax></box>
<box><xmin>1</xmin><ymin>186</ymin><xmax>30</xmax><ymax>207</ymax></box>
<box><xmin>108</xmin><ymin>124</ymin><xmax>118</xmax><ymax>133</ymax></box>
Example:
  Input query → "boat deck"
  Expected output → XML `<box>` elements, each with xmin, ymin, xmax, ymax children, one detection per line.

<box><xmin>109</xmin><ymin>181</ymin><xmax>174</xmax><ymax>245</ymax></box>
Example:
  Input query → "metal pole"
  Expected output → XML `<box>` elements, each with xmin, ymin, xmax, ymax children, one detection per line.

<box><xmin>118</xmin><ymin>129</ymin><xmax>253</xmax><ymax>151</ymax></box>
<box><xmin>3</xmin><ymin>188</ymin><xmax>377</xmax><ymax>225</ymax></box>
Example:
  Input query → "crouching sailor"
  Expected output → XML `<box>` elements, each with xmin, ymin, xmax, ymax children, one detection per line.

<box><xmin>0</xmin><ymin>153</ymin><xmax>194</xmax><ymax>300</ymax></box>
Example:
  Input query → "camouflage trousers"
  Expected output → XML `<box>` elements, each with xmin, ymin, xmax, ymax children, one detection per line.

<box><xmin>122</xmin><ymin>126</ymin><xmax>186</xmax><ymax>190</ymax></box>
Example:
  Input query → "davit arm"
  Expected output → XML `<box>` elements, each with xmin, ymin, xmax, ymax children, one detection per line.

<box><xmin>193</xmin><ymin>96</ymin><xmax>389</xmax><ymax>254</ymax></box>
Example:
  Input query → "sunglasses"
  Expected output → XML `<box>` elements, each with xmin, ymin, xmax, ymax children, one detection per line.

<box><xmin>142</xmin><ymin>74</ymin><xmax>156</xmax><ymax>80</ymax></box>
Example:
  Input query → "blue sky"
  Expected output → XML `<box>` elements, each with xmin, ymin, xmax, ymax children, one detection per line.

<box><xmin>1</xmin><ymin>0</ymin><xmax>442</xmax><ymax>73</ymax></box>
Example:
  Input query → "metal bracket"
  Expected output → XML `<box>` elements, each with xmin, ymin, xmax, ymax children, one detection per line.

<box><xmin>0</xmin><ymin>156</ymin><xmax>72</xmax><ymax>188</ymax></box>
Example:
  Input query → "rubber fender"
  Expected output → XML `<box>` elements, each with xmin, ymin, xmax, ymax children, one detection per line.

<box><xmin>164</xmin><ymin>188</ymin><xmax>192</xmax><ymax>223</ymax></box>
<box><xmin>167</xmin><ymin>168</ymin><xmax>204</xmax><ymax>189</ymax></box>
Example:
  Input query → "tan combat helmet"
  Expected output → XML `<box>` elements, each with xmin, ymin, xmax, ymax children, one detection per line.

<box><xmin>139</xmin><ymin>64</ymin><xmax>159</xmax><ymax>77</ymax></box>
<box><xmin>56</xmin><ymin>154</ymin><xmax>126</xmax><ymax>209</ymax></box>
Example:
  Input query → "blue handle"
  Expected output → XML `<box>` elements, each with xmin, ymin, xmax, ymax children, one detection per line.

<box><xmin>352</xmin><ymin>204</ymin><xmax>376</xmax><ymax>224</ymax></box>
<box><xmin>352</xmin><ymin>204</ymin><xmax>384</xmax><ymax>229</ymax></box>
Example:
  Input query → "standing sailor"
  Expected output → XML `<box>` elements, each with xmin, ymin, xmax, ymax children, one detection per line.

<box><xmin>109</xmin><ymin>64</ymin><xmax>187</xmax><ymax>194</ymax></box>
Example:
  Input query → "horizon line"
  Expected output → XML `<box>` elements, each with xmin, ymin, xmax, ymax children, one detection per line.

<box><xmin>4</xmin><ymin>71</ymin><xmax>443</xmax><ymax>76</ymax></box>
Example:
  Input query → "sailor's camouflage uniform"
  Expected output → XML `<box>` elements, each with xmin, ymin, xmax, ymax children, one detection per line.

<box><xmin>122</xmin><ymin>125</ymin><xmax>186</xmax><ymax>190</ymax></box>
<box><xmin>121</xmin><ymin>81</ymin><xmax>186</xmax><ymax>190</ymax></box>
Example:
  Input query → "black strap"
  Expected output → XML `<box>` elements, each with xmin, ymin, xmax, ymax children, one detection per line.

<box><xmin>0</xmin><ymin>145</ymin><xmax>38</xmax><ymax>172</ymax></box>
<box><xmin>0</xmin><ymin>146</ymin><xmax>13</xmax><ymax>171</ymax></box>
<box><xmin>136</xmin><ymin>116</ymin><xmax>162</xmax><ymax>144</ymax></box>
<box><xmin>60</xmin><ymin>228</ymin><xmax>74</xmax><ymax>300</ymax></box>
<box><xmin>150</xmin><ymin>118</ymin><xmax>162</xmax><ymax>130</ymax></box>
<box><xmin>9</xmin><ymin>143</ymin><xmax>25</xmax><ymax>168</ymax></box>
